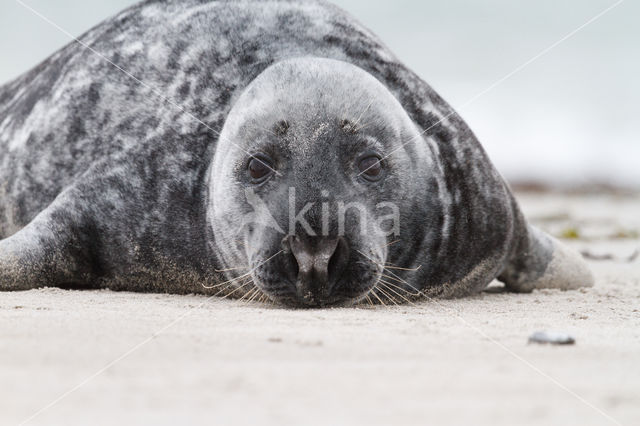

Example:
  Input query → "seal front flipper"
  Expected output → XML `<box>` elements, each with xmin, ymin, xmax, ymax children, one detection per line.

<box><xmin>498</xmin><ymin>222</ymin><xmax>594</xmax><ymax>292</ymax></box>
<box><xmin>0</xmin><ymin>190</ymin><xmax>96</xmax><ymax>291</ymax></box>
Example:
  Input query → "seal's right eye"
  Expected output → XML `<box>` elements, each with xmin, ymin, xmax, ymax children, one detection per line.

<box><xmin>358</xmin><ymin>155</ymin><xmax>384</xmax><ymax>182</ymax></box>
<box><xmin>248</xmin><ymin>156</ymin><xmax>273</xmax><ymax>183</ymax></box>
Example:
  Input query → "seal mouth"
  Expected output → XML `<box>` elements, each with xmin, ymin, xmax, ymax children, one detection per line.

<box><xmin>248</xmin><ymin>271</ymin><xmax>377</xmax><ymax>308</ymax></box>
<box><xmin>260</xmin><ymin>286</ymin><xmax>368</xmax><ymax>308</ymax></box>
<box><xmin>250</xmin><ymin>274</ymin><xmax>380</xmax><ymax>308</ymax></box>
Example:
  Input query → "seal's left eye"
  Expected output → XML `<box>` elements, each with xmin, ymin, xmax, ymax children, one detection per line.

<box><xmin>248</xmin><ymin>156</ymin><xmax>273</xmax><ymax>182</ymax></box>
<box><xmin>358</xmin><ymin>156</ymin><xmax>383</xmax><ymax>181</ymax></box>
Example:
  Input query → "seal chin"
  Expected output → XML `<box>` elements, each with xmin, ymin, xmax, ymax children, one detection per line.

<box><xmin>257</xmin><ymin>279</ymin><xmax>373</xmax><ymax>308</ymax></box>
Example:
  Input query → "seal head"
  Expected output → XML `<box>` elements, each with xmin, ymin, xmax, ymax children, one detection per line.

<box><xmin>209</xmin><ymin>57</ymin><xmax>430</xmax><ymax>307</ymax></box>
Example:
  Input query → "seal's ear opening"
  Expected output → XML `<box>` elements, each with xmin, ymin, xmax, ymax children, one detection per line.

<box><xmin>498</xmin><ymin>224</ymin><xmax>594</xmax><ymax>292</ymax></box>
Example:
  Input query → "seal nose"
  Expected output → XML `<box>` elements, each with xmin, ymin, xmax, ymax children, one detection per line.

<box><xmin>281</xmin><ymin>235</ymin><xmax>349</xmax><ymax>305</ymax></box>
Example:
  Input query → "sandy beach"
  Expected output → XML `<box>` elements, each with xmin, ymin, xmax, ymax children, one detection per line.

<box><xmin>1</xmin><ymin>191</ymin><xmax>639</xmax><ymax>426</ymax></box>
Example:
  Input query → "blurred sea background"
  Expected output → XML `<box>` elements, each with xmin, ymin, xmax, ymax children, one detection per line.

<box><xmin>1</xmin><ymin>0</ymin><xmax>637</xmax><ymax>189</ymax></box>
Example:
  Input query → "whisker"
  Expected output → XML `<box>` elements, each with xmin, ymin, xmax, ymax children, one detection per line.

<box><xmin>356</xmin><ymin>250</ymin><xmax>421</xmax><ymax>271</ymax></box>
<box><xmin>203</xmin><ymin>272</ymin><xmax>250</xmax><ymax>289</ymax></box>
<box><xmin>356</xmin><ymin>249</ymin><xmax>429</xmax><ymax>303</ymax></box>
<box><xmin>353</xmin><ymin>99</ymin><xmax>374</xmax><ymax>127</ymax></box>
<box><xmin>383</xmin><ymin>268</ymin><xmax>411</xmax><ymax>286</ymax></box>
<box><xmin>207</xmin><ymin>276</ymin><xmax>250</xmax><ymax>301</ymax></box>
<box><xmin>211</xmin><ymin>285</ymin><xmax>232</xmax><ymax>299</ymax></box>
<box><xmin>385</xmin><ymin>268</ymin><xmax>430</xmax><ymax>300</ymax></box>
<box><xmin>364</xmin><ymin>294</ymin><xmax>373</xmax><ymax>306</ymax></box>
<box><xmin>369</xmin><ymin>288</ymin><xmax>386</xmax><ymax>306</ymax></box>
<box><xmin>342</xmin><ymin>93</ymin><xmax>367</xmax><ymax>123</ymax></box>
<box><xmin>380</xmin><ymin>273</ymin><xmax>405</xmax><ymax>284</ymax></box>
<box><xmin>355</xmin><ymin>120</ymin><xmax>376</xmax><ymax>132</ymax></box>
<box><xmin>375</xmin><ymin>285</ymin><xmax>399</xmax><ymax>306</ymax></box>
<box><xmin>238</xmin><ymin>285</ymin><xmax>258</xmax><ymax>302</ymax></box>
<box><xmin>378</xmin><ymin>280</ymin><xmax>415</xmax><ymax>304</ymax></box>
<box><xmin>203</xmin><ymin>250</ymin><xmax>283</xmax><ymax>289</ymax></box>
<box><xmin>247</xmin><ymin>287</ymin><xmax>264</xmax><ymax>303</ymax></box>
<box><xmin>215</xmin><ymin>265</ymin><xmax>250</xmax><ymax>273</ymax></box>
<box><xmin>383</xmin><ymin>264</ymin><xmax>422</xmax><ymax>272</ymax></box>
<box><xmin>203</xmin><ymin>274</ymin><xmax>252</xmax><ymax>290</ymax></box>
<box><xmin>219</xmin><ymin>280</ymin><xmax>253</xmax><ymax>300</ymax></box>
<box><xmin>384</xmin><ymin>239</ymin><xmax>401</xmax><ymax>248</ymax></box>
<box><xmin>379</xmin><ymin>278</ymin><xmax>420</xmax><ymax>297</ymax></box>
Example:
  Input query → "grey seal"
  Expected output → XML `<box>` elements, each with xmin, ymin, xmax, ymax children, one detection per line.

<box><xmin>0</xmin><ymin>0</ymin><xmax>593</xmax><ymax>307</ymax></box>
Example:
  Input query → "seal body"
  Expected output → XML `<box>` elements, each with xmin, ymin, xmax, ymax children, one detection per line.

<box><xmin>0</xmin><ymin>0</ymin><xmax>592</xmax><ymax>306</ymax></box>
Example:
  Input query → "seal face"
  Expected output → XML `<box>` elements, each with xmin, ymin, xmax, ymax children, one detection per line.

<box><xmin>209</xmin><ymin>57</ymin><xmax>426</xmax><ymax>306</ymax></box>
<box><xmin>0</xmin><ymin>0</ymin><xmax>593</xmax><ymax>307</ymax></box>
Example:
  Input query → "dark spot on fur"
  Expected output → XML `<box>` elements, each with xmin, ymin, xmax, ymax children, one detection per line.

<box><xmin>339</xmin><ymin>119</ymin><xmax>358</xmax><ymax>134</ymax></box>
<box><xmin>323</xmin><ymin>35</ymin><xmax>341</xmax><ymax>46</ymax></box>
<box><xmin>237</xmin><ymin>41</ymin><xmax>259</xmax><ymax>66</ymax></box>
<box><xmin>277</xmin><ymin>11</ymin><xmax>296</xmax><ymax>26</ymax></box>
<box><xmin>434</xmin><ymin>126</ymin><xmax>453</xmax><ymax>144</ymax></box>
<box><xmin>142</xmin><ymin>116</ymin><xmax>160</xmax><ymax>130</ymax></box>
<box><xmin>87</xmin><ymin>83</ymin><xmax>102</xmax><ymax>106</ymax></box>
<box><xmin>215</xmin><ymin>86</ymin><xmax>233</xmax><ymax>106</ymax></box>
<box><xmin>178</xmin><ymin>81</ymin><xmax>191</xmax><ymax>100</ymax></box>
<box><xmin>67</xmin><ymin>116</ymin><xmax>87</xmax><ymax>146</ymax></box>
<box><xmin>274</xmin><ymin>120</ymin><xmax>289</xmax><ymax>135</ymax></box>
<box><xmin>99</xmin><ymin>111</ymin><xmax>112</xmax><ymax>129</ymax></box>
<box><xmin>413</xmin><ymin>111</ymin><xmax>441</xmax><ymax>136</ymax></box>
<box><xmin>111</xmin><ymin>52</ymin><xmax>122</xmax><ymax>66</ymax></box>
<box><xmin>167</xmin><ymin>41</ymin><xmax>187</xmax><ymax>70</ymax></box>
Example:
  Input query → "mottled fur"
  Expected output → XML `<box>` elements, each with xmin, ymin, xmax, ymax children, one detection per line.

<box><xmin>0</xmin><ymin>0</ymin><xmax>592</xmax><ymax>303</ymax></box>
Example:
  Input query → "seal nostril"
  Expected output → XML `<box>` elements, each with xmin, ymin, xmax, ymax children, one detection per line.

<box><xmin>327</xmin><ymin>237</ymin><xmax>349</xmax><ymax>287</ymax></box>
<box><xmin>283</xmin><ymin>251</ymin><xmax>299</xmax><ymax>283</ymax></box>
<box><xmin>281</xmin><ymin>236</ymin><xmax>299</xmax><ymax>282</ymax></box>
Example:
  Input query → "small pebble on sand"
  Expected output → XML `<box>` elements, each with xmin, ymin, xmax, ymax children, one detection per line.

<box><xmin>528</xmin><ymin>331</ymin><xmax>575</xmax><ymax>345</ymax></box>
